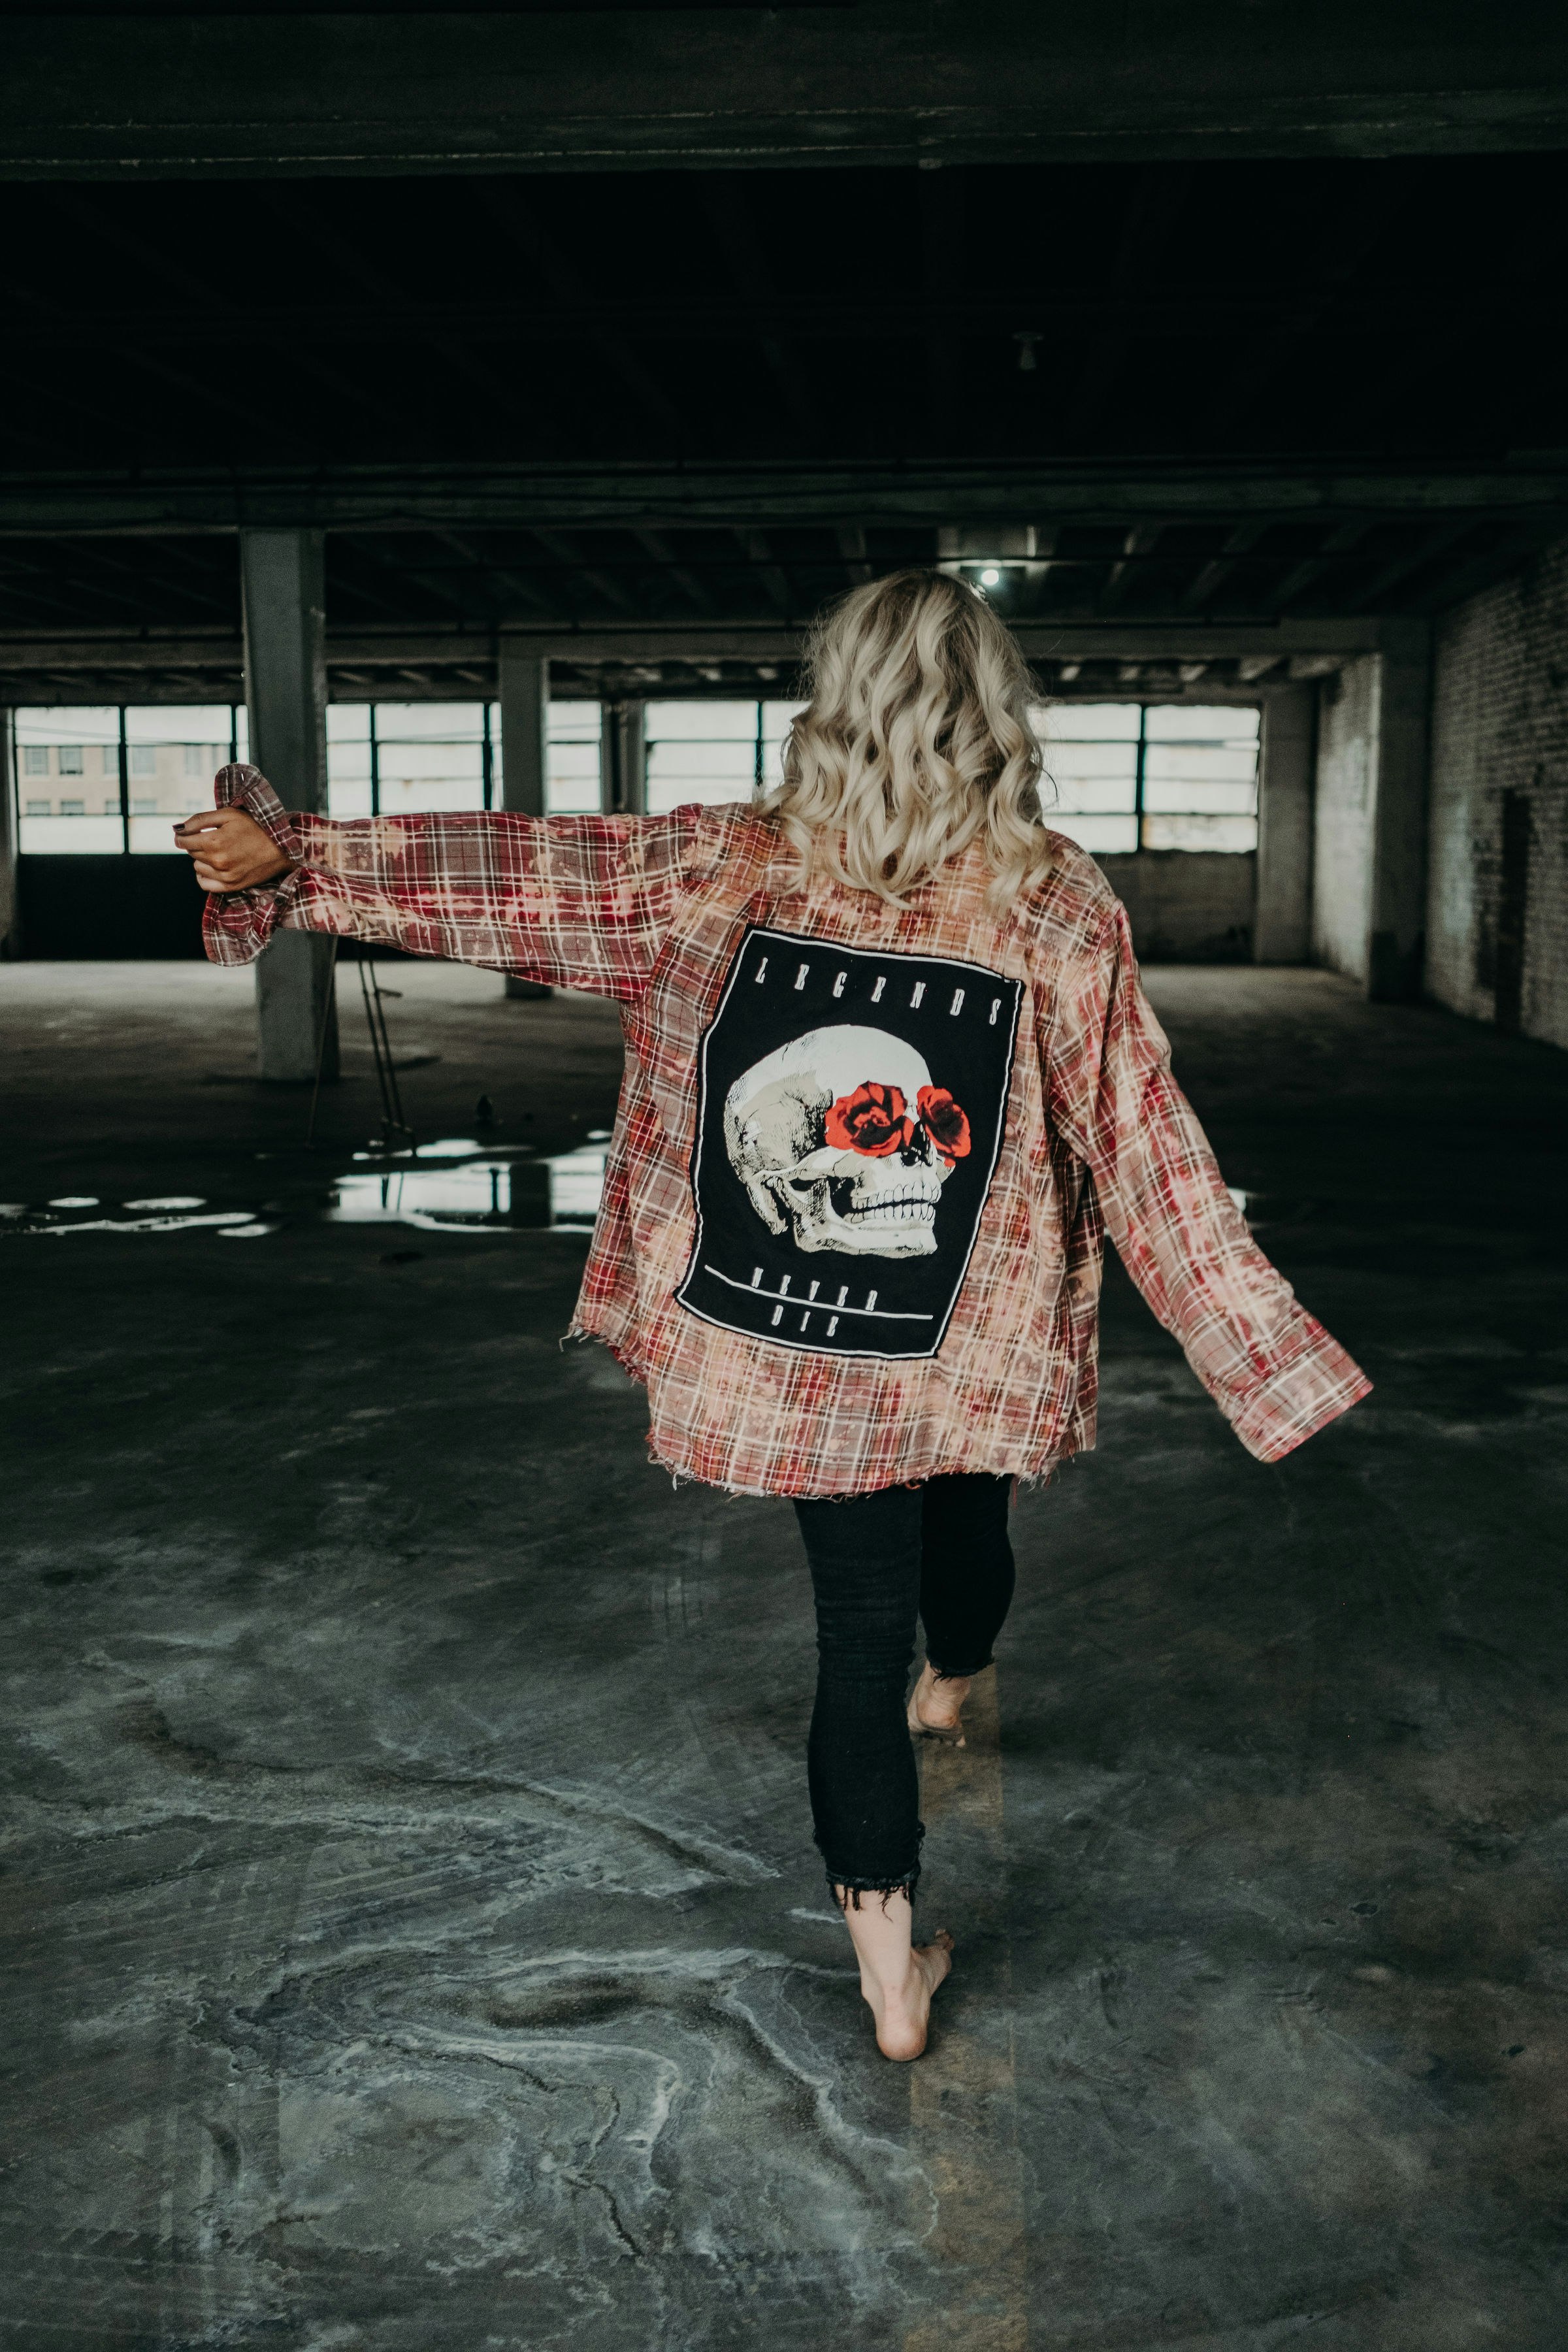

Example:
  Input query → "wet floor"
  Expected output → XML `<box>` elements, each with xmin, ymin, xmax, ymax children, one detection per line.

<box><xmin>1</xmin><ymin>1135</ymin><xmax>612</xmax><ymax>1241</ymax></box>
<box><xmin>3</xmin><ymin>959</ymin><xmax>1567</xmax><ymax>2349</ymax></box>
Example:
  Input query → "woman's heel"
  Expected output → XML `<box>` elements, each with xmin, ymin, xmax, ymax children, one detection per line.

<box><xmin>906</xmin><ymin>1660</ymin><xmax>970</xmax><ymax>1748</ymax></box>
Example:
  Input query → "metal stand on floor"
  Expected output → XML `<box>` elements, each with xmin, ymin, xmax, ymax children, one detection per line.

<box><xmin>358</xmin><ymin>957</ymin><xmax>416</xmax><ymax>1153</ymax></box>
<box><xmin>304</xmin><ymin>942</ymin><xmax>416</xmax><ymax>1154</ymax></box>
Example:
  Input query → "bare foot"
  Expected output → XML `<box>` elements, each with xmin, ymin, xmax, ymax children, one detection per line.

<box><xmin>907</xmin><ymin>1660</ymin><xmax>971</xmax><ymax>1746</ymax></box>
<box><xmin>860</xmin><ymin>1929</ymin><xmax>955</xmax><ymax>2061</ymax></box>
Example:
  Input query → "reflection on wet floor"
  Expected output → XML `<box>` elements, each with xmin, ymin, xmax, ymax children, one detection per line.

<box><xmin>332</xmin><ymin>1142</ymin><xmax>606</xmax><ymax>1232</ymax></box>
<box><xmin>0</xmin><ymin>1137</ymin><xmax>610</xmax><ymax>1239</ymax></box>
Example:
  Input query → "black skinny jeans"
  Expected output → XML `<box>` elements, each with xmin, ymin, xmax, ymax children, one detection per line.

<box><xmin>792</xmin><ymin>1473</ymin><xmax>1015</xmax><ymax>1904</ymax></box>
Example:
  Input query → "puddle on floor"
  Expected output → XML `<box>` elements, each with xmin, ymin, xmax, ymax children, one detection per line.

<box><xmin>0</xmin><ymin>1137</ymin><xmax>609</xmax><ymax>1239</ymax></box>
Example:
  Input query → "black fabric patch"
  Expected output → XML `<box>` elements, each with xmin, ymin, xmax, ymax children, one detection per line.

<box><xmin>676</xmin><ymin>924</ymin><xmax>1022</xmax><ymax>1360</ymax></box>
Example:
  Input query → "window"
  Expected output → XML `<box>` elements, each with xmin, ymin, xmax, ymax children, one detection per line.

<box><xmin>13</xmin><ymin>710</ymin><xmax>123</xmax><ymax>853</ymax></box>
<box><xmin>124</xmin><ymin>708</ymin><xmax>238</xmax><ymax>855</ymax></box>
<box><xmin>1141</xmin><ymin>705</ymin><xmax>1260</xmax><ymax>851</ymax></box>
<box><xmin>1035</xmin><ymin>703</ymin><xmax>1143</xmax><ymax>855</ymax></box>
<box><xmin>545</xmin><ymin>702</ymin><xmax>600</xmax><ymax>814</ymax></box>
<box><xmin>1036</xmin><ymin>702</ymin><xmax>1259</xmax><ymax>855</ymax></box>
<box><xmin>327</xmin><ymin>702</ymin><xmax>492</xmax><ymax>820</ymax></box>
<box><xmin>10</xmin><ymin>707</ymin><xmax>241</xmax><ymax>855</ymax></box>
<box><xmin>326</xmin><ymin>700</ymin><xmax>607</xmax><ymax>818</ymax></box>
<box><xmin>643</xmin><ymin>700</ymin><xmax>805</xmax><ymax>816</ymax></box>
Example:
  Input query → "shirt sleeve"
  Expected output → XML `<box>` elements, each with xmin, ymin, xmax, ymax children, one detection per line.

<box><xmin>200</xmin><ymin>762</ymin><xmax>696</xmax><ymax>1002</ymax></box>
<box><xmin>1043</xmin><ymin>898</ymin><xmax>1371</xmax><ymax>1463</ymax></box>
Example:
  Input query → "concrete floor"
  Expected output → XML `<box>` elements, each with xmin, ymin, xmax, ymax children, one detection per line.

<box><xmin>3</xmin><ymin>958</ymin><xmax>1565</xmax><ymax>2351</ymax></box>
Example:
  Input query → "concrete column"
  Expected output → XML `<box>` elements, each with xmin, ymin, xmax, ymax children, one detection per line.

<box><xmin>498</xmin><ymin>638</ymin><xmax>550</xmax><ymax>1000</ymax></box>
<box><xmin>600</xmin><ymin>700</ymin><xmax>646</xmax><ymax>815</ymax></box>
<box><xmin>1254</xmin><ymin>685</ymin><xmax>1315</xmax><ymax>963</ymax></box>
<box><xmin>1309</xmin><ymin>625</ymin><xmax>1433</xmax><ymax>1001</ymax></box>
<box><xmin>241</xmin><ymin>529</ymin><xmax>338</xmax><ymax>1080</ymax></box>
<box><xmin>0</xmin><ymin>707</ymin><xmax>18</xmax><ymax>957</ymax></box>
<box><xmin>1366</xmin><ymin>619</ymin><xmax>1433</xmax><ymax>1004</ymax></box>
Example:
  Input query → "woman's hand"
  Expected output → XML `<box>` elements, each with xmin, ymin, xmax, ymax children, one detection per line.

<box><xmin>175</xmin><ymin>806</ymin><xmax>296</xmax><ymax>893</ymax></box>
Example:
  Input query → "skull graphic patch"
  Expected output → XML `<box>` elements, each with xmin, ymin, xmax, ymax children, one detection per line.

<box><xmin>676</xmin><ymin>926</ymin><xmax>1022</xmax><ymax>1359</ymax></box>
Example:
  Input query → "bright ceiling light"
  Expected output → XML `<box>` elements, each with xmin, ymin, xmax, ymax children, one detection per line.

<box><xmin>979</xmin><ymin>567</ymin><xmax>1001</xmax><ymax>587</ymax></box>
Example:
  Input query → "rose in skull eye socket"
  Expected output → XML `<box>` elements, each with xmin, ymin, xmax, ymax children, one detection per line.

<box><xmin>916</xmin><ymin>1085</ymin><xmax>972</xmax><ymax>1163</ymax></box>
<box><xmin>824</xmin><ymin>1081</ymin><xmax>913</xmax><ymax>1157</ymax></box>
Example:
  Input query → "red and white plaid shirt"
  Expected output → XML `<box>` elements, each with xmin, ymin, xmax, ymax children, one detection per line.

<box><xmin>206</xmin><ymin>764</ymin><xmax>1369</xmax><ymax>1497</ymax></box>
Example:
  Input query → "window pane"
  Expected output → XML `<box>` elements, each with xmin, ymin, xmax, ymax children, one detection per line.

<box><xmin>546</xmin><ymin>701</ymin><xmax>601</xmax><ymax>813</ymax></box>
<box><xmin>368</xmin><ymin>701</ymin><xmax>487</xmax><ymax>817</ymax></box>
<box><xmin>1143</xmin><ymin>813</ymin><xmax>1259</xmax><ymax>851</ymax></box>
<box><xmin>644</xmin><ymin>700</ymin><xmax>758</xmax><ymax>740</ymax></box>
<box><xmin>1139</xmin><ymin>707</ymin><xmax>1259</xmax><ymax>840</ymax></box>
<box><xmin>647</xmin><ymin>740</ymin><xmax>754</xmax><ymax>781</ymax></box>
<box><xmin>1141</xmin><ymin>777</ymin><xmax>1258</xmax><ymax>815</ymax></box>
<box><xmin>14</xmin><ymin>709</ymin><xmax>120</xmax><ymax>852</ymax></box>
<box><xmin>326</xmin><ymin>702</ymin><xmax>372</xmax><ymax>812</ymax></box>
<box><xmin>372</xmin><ymin>702</ymin><xmax>487</xmax><ymax>742</ymax></box>
<box><xmin>123</xmin><ymin>708</ymin><xmax>240</xmax><ymax>852</ymax></box>
<box><xmin>644</xmin><ymin>699</ymin><xmax>758</xmax><ymax>813</ymax></box>
<box><xmin>759</xmin><ymin>699</ymin><xmax>808</xmax><ymax>789</ymax></box>
<box><xmin>1037</xmin><ymin>702</ymin><xmax>1143</xmax><ymax>742</ymax></box>
<box><xmin>1043</xmin><ymin>773</ymin><xmax>1139</xmax><ymax>817</ymax></box>
<box><xmin>1143</xmin><ymin>704</ymin><xmax>1260</xmax><ymax>742</ymax></box>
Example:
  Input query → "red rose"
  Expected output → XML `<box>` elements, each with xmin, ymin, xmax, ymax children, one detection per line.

<box><xmin>824</xmin><ymin>1081</ymin><xmax>913</xmax><ymax>1157</ymax></box>
<box><xmin>917</xmin><ymin>1085</ymin><xmax>971</xmax><ymax>1164</ymax></box>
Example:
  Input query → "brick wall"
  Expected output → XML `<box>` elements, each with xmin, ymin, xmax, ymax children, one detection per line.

<box><xmin>1311</xmin><ymin>652</ymin><xmax>1379</xmax><ymax>983</ymax></box>
<box><xmin>1098</xmin><ymin>850</ymin><xmax>1256</xmax><ymax>962</ymax></box>
<box><xmin>1427</xmin><ymin>538</ymin><xmax>1568</xmax><ymax>1050</ymax></box>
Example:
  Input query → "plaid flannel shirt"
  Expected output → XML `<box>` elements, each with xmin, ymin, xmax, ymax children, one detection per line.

<box><xmin>205</xmin><ymin>764</ymin><xmax>1369</xmax><ymax>1497</ymax></box>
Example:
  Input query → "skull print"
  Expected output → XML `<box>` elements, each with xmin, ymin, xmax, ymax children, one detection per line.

<box><xmin>678</xmin><ymin>927</ymin><xmax>1021</xmax><ymax>1360</ymax></box>
<box><xmin>723</xmin><ymin>1025</ymin><xmax>972</xmax><ymax>1257</ymax></box>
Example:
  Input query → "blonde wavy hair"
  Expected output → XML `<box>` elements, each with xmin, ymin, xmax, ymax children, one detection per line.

<box><xmin>763</xmin><ymin>567</ymin><xmax>1053</xmax><ymax>913</ymax></box>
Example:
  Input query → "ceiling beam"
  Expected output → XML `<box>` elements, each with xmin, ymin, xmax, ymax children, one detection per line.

<box><xmin>529</xmin><ymin>524</ymin><xmax>636</xmax><ymax>616</ymax></box>
<box><xmin>1179</xmin><ymin>519</ymin><xmax>1273</xmax><ymax>612</ymax></box>
<box><xmin>739</xmin><ymin>529</ymin><xmax>794</xmax><ymax>619</ymax></box>
<box><xmin>8</xmin><ymin>7</ymin><xmax>1568</xmax><ymax>180</ymax></box>
<box><xmin>1258</xmin><ymin>519</ymin><xmax>1373</xmax><ymax>613</ymax></box>
<box><xmin>630</xmin><ymin>525</ymin><xmax>714</xmax><ymax>615</ymax></box>
<box><xmin>836</xmin><ymin>525</ymin><xmax>874</xmax><ymax>587</ymax></box>
<box><xmin>0</xmin><ymin>617</ymin><xmax>1388</xmax><ymax>678</ymax></box>
<box><xmin>1349</xmin><ymin>515</ymin><xmax>1482</xmax><ymax>605</ymax></box>
<box><xmin>1098</xmin><ymin>523</ymin><xmax>1164</xmax><ymax>613</ymax></box>
<box><xmin>3</xmin><ymin>459</ymin><xmax>1563</xmax><ymax>538</ymax></box>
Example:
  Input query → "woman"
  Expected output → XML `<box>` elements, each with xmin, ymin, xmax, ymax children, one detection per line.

<box><xmin>178</xmin><ymin>570</ymin><xmax>1369</xmax><ymax>2062</ymax></box>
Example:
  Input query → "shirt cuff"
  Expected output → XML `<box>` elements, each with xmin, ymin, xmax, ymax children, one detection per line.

<box><xmin>1224</xmin><ymin>1319</ymin><xmax>1373</xmax><ymax>1463</ymax></box>
<box><xmin>214</xmin><ymin>761</ymin><xmax>306</xmax><ymax>868</ymax></box>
